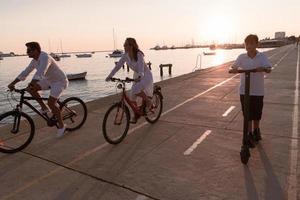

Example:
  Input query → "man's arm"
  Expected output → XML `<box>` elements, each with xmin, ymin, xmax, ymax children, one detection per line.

<box><xmin>32</xmin><ymin>54</ymin><xmax>50</xmax><ymax>80</ymax></box>
<box><xmin>8</xmin><ymin>61</ymin><xmax>36</xmax><ymax>90</ymax></box>
<box><xmin>8</xmin><ymin>78</ymin><xmax>21</xmax><ymax>90</ymax></box>
<box><xmin>17</xmin><ymin>60</ymin><xmax>36</xmax><ymax>81</ymax></box>
<box><xmin>228</xmin><ymin>55</ymin><xmax>241</xmax><ymax>74</ymax></box>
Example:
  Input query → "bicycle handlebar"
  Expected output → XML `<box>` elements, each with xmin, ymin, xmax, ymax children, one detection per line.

<box><xmin>7</xmin><ymin>88</ymin><xmax>26</xmax><ymax>94</ymax></box>
<box><xmin>236</xmin><ymin>69</ymin><xmax>258</xmax><ymax>73</ymax></box>
<box><xmin>229</xmin><ymin>67</ymin><xmax>272</xmax><ymax>74</ymax></box>
<box><xmin>110</xmin><ymin>77</ymin><xmax>135</xmax><ymax>83</ymax></box>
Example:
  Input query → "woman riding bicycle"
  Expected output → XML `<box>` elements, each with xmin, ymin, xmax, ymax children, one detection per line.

<box><xmin>105</xmin><ymin>38</ymin><xmax>153</xmax><ymax>122</ymax></box>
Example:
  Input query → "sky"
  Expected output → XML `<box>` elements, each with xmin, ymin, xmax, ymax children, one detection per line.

<box><xmin>0</xmin><ymin>0</ymin><xmax>299</xmax><ymax>53</ymax></box>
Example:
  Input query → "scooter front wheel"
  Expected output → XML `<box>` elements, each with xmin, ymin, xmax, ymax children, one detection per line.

<box><xmin>240</xmin><ymin>146</ymin><xmax>250</xmax><ymax>164</ymax></box>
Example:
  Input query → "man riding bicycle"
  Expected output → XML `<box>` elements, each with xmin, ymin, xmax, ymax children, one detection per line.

<box><xmin>8</xmin><ymin>42</ymin><xmax>69</xmax><ymax>137</ymax></box>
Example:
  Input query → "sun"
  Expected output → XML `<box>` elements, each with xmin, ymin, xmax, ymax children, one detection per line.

<box><xmin>200</xmin><ymin>15</ymin><xmax>236</xmax><ymax>44</ymax></box>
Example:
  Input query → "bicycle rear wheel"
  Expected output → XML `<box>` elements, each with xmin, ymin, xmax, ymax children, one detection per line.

<box><xmin>102</xmin><ymin>103</ymin><xmax>130</xmax><ymax>144</ymax></box>
<box><xmin>145</xmin><ymin>91</ymin><xmax>163</xmax><ymax>123</ymax></box>
<box><xmin>0</xmin><ymin>111</ymin><xmax>35</xmax><ymax>154</ymax></box>
<box><xmin>60</xmin><ymin>97</ymin><xmax>87</xmax><ymax>131</ymax></box>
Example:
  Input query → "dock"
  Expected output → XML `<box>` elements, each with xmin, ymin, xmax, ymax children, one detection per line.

<box><xmin>0</xmin><ymin>44</ymin><xmax>299</xmax><ymax>200</ymax></box>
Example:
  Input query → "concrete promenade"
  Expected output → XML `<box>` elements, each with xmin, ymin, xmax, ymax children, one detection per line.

<box><xmin>0</xmin><ymin>44</ymin><xmax>299</xmax><ymax>200</ymax></box>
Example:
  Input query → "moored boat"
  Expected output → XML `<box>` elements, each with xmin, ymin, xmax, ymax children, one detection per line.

<box><xmin>67</xmin><ymin>71</ymin><xmax>87</xmax><ymax>81</ymax></box>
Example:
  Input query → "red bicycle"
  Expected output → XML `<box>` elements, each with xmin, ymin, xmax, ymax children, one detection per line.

<box><xmin>102</xmin><ymin>77</ymin><xmax>163</xmax><ymax>144</ymax></box>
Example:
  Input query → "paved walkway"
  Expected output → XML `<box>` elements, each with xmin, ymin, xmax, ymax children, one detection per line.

<box><xmin>0</xmin><ymin>44</ymin><xmax>299</xmax><ymax>200</ymax></box>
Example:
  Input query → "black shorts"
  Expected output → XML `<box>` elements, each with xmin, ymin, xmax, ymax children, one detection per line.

<box><xmin>240</xmin><ymin>95</ymin><xmax>264</xmax><ymax>120</ymax></box>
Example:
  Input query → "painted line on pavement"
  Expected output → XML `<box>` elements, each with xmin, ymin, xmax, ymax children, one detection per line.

<box><xmin>287</xmin><ymin>45</ymin><xmax>299</xmax><ymax>200</ymax></box>
<box><xmin>161</xmin><ymin>75</ymin><xmax>238</xmax><ymax>116</ymax></box>
<box><xmin>273</xmin><ymin>48</ymin><xmax>292</xmax><ymax>67</ymax></box>
<box><xmin>184</xmin><ymin>130</ymin><xmax>212</xmax><ymax>155</ymax></box>
<box><xmin>135</xmin><ymin>195</ymin><xmax>148</xmax><ymax>200</ymax></box>
<box><xmin>222</xmin><ymin>106</ymin><xmax>236</xmax><ymax>117</ymax></box>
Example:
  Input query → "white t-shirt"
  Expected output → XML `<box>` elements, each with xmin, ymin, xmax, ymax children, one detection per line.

<box><xmin>18</xmin><ymin>51</ymin><xmax>67</xmax><ymax>83</ymax></box>
<box><xmin>232</xmin><ymin>52</ymin><xmax>272</xmax><ymax>96</ymax></box>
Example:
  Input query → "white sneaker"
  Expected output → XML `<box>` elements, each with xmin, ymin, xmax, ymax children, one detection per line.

<box><xmin>56</xmin><ymin>125</ymin><xmax>66</xmax><ymax>138</ymax></box>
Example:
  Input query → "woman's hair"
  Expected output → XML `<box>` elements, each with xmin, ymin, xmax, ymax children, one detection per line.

<box><xmin>126</xmin><ymin>37</ymin><xmax>144</xmax><ymax>61</ymax></box>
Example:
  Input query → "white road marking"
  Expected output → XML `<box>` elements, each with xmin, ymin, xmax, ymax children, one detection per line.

<box><xmin>274</xmin><ymin>49</ymin><xmax>291</xmax><ymax>67</ymax></box>
<box><xmin>222</xmin><ymin>106</ymin><xmax>236</xmax><ymax>117</ymax></box>
<box><xmin>184</xmin><ymin>130</ymin><xmax>212</xmax><ymax>155</ymax></box>
<box><xmin>287</xmin><ymin>45</ymin><xmax>299</xmax><ymax>200</ymax></box>
<box><xmin>161</xmin><ymin>75</ymin><xmax>238</xmax><ymax>116</ymax></box>
<box><xmin>135</xmin><ymin>195</ymin><xmax>148</xmax><ymax>200</ymax></box>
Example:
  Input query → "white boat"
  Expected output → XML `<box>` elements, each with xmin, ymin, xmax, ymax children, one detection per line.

<box><xmin>109</xmin><ymin>49</ymin><xmax>124</xmax><ymax>58</ymax></box>
<box><xmin>108</xmin><ymin>29</ymin><xmax>124</xmax><ymax>58</ymax></box>
<box><xmin>76</xmin><ymin>54</ymin><xmax>92</xmax><ymax>58</ymax></box>
<box><xmin>67</xmin><ymin>71</ymin><xmax>87</xmax><ymax>81</ymax></box>
<box><xmin>203</xmin><ymin>52</ymin><xmax>216</xmax><ymax>56</ymax></box>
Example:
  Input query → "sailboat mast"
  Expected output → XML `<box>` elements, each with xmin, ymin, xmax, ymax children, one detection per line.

<box><xmin>113</xmin><ymin>28</ymin><xmax>116</xmax><ymax>50</ymax></box>
<box><xmin>60</xmin><ymin>39</ymin><xmax>63</xmax><ymax>55</ymax></box>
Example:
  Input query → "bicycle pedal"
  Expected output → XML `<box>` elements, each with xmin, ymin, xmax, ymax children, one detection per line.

<box><xmin>10</xmin><ymin>129</ymin><xmax>19</xmax><ymax>134</ymax></box>
<box><xmin>130</xmin><ymin>120</ymin><xmax>137</xmax><ymax>124</ymax></box>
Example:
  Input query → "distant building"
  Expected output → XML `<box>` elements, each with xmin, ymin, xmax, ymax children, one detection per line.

<box><xmin>259</xmin><ymin>39</ymin><xmax>286</xmax><ymax>48</ymax></box>
<box><xmin>275</xmin><ymin>32</ymin><xmax>286</xmax><ymax>39</ymax></box>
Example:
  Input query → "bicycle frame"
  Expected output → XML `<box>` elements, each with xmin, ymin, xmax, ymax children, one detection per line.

<box><xmin>118</xmin><ymin>83</ymin><xmax>144</xmax><ymax>117</ymax></box>
<box><xmin>11</xmin><ymin>89</ymin><xmax>61</xmax><ymax>129</ymax></box>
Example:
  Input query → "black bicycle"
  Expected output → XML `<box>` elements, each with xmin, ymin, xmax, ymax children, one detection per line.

<box><xmin>0</xmin><ymin>88</ymin><xmax>87</xmax><ymax>154</ymax></box>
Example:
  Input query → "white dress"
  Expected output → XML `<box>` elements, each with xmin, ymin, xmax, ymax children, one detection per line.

<box><xmin>108</xmin><ymin>52</ymin><xmax>153</xmax><ymax>98</ymax></box>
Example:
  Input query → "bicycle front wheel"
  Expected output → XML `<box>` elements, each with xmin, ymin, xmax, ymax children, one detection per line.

<box><xmin>60</xmin><ymin>97</ymin><xmax>87</xmax><ymax>131</ymax></box>
<box><xmin>102</xmin><ymin>103</ymin><xmax>130</xmax><ymax>144</ymax></box>
<box><xmin>0</xmin><ymin>111</ymin><xmax>35</xmax><ymax>154</ymax></box>
<box><xmin>145</xmin><ymin>91</ymin><xmax>163</xmax><ymax>123</ymax></box>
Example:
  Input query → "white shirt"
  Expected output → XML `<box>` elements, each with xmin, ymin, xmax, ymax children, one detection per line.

<box><xmin>232</xmin><ymin>52</ymin><xmax>272</xmax><ymax>96</ymax></box>
<box><xmin>108</xmin><ymin>52</ymin><xmax>151</xmax><ymax>78</ymax></box>
<box><xmin>18</xmin><ymin>51</ymin><xmax>67</xmax><ymax>83</ymax></box>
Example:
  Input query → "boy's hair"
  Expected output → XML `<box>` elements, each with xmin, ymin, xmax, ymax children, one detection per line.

<box><xmin>25</xmin><ymin>42</ymin><xmax>41</xmax><ymax>52</ymax></box>
<box><xmin>244</xmin><ymin>34</ymin><xmax>259</xmax><ymax>44</ymax></box>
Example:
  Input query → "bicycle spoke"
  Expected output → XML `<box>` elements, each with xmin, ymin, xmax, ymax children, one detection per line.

<box><xmin>145</xmin><ymin>93</ymin><xmax>163</xmax><ymax>123</ymax></box>
<box><xmin>61</xmin><ymin>97</ymin><xmax>87</xmax><ymax>131</ymax></box>
<box><xmin>102</xmin><ymin>104</ymin><xmax>130</xmax><ymax>144</ymax></box>
<box><xmin>0</xmin><ymin>111</ymin><xmax>34</xmax><ymax>153</ymax></box>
